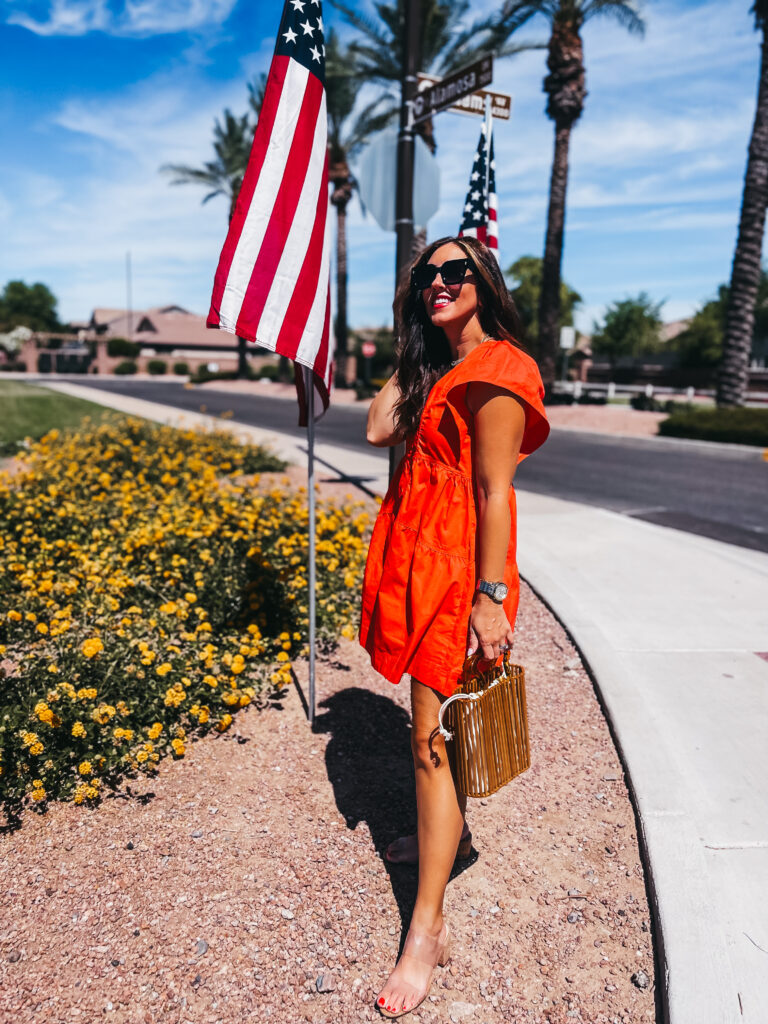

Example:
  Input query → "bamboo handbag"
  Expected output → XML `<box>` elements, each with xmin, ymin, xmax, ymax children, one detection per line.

<box><xmin>438</xmin><ymin>650</ymin><xmax>530</xmax><ymax>798</ymax></box>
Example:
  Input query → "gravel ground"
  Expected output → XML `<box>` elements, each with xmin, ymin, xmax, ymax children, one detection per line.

<box><xmin>0</xmin><ymin>565</ymin><xmax>658</xmax><ymax>1023</ymax></box>
<box><xmin>0</xmin><ymin>466</ymin><xmax>658</xmax><ymax>1024</ymax></box>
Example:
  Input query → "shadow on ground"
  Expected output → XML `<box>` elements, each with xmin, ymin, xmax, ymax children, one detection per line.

<box><xmin>313</xmin><ymin>686</ymin><xmax>478</xmax><ymax>939</ymax></box>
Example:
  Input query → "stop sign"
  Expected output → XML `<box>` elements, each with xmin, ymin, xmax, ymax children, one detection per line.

<box><xmin>361</xmin><ymin>342</ymin><xmax>376</xmax><ymax>358</ymax></box>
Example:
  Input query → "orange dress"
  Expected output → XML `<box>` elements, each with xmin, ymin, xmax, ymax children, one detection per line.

<box><xmin>358</xmin><ymin>339</ymin><xmax>550</xmax><ymax>698</ymax></box>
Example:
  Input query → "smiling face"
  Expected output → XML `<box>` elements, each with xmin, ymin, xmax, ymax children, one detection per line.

<box><xmin>420</xmin><ymin>242</ymin><xmax>480</xmax><ymax>329</ymax></box>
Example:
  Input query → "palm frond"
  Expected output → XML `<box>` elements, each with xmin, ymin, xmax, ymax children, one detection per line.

<box><xmin>160</xmin><ymin>164</ymin><xmax>221</xmax><ymax>187</ymax></box>
<box><xmin>328</xmin><ymin>0</ymin><xmax>392</xmax><ymax>47</ymax></box>
<box><xmin>582</xmin><ymin>0</ymin><xmax>645</xmax><ymax>34</ymax></box>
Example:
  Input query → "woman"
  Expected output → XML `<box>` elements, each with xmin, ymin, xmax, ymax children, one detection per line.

<box><xmin>359</xmin><ymin>236</ymin><xmax>550</xmax><ymax>1019</ymax></box>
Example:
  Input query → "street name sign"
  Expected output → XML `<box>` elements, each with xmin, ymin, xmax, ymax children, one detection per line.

<box><xmin>411</xmin><ymin>55</ymin><xmax>493</xmax><ymax>125</ymax></box>
<box><xmin>417</xmin><ymin>73</ymin><xmax>512</xmax><ymax>121</ymax></box>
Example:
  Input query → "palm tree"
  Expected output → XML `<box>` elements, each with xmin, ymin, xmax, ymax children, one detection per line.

<box><xmin>161</xmin><ymin>109</ymin><xmax>252</xmax><ymax>226</ymax></box>
<box><xmin>717</xmin><ymin>0</ymin><xmax>768</xmax><ymax>407</ymax></box>
<box><xmin>494</xmin><ymin>1</ymin><xmax>643</xmax><ymax>392</ymax></box>
<box><xmin>162</xmin><ymin>109</ymin><xmax>255</xmax><ymax>376</ymax></box>
<box><xmin>326</xmin><ymin>30</ymin><xmax>395</xmax><ymax>385</ymax></box>
<box><xmin>331</xmin><ymin>0</ymin><xmax>540</xmax><ymax>154</ymax></box>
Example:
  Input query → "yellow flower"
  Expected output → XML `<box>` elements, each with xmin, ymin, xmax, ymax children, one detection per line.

<box><xmin>31</xmin><ymin>785</ymin><xmax>46</xmax><ymax>802</ymax></box>
<box><xmin>72</xmin><ymin>722</ymin><xmax>86</xmax><ymax>738</ymax></box>
<box><xmin>341</xmin><ymin>624</ymin><xmax>355</xmax><ymax>641</ymax></box>
<box><xmin>78</xmin><ymin>760</ymin><xmax>93</xmax><ymax>776</ymax></box>
<box><xmin>147</xmin><ymin>722</ymin><xmax>163</xmax><ymax>740</ymax></box>
<box><xmin>81</xmin><ymin>637</ymin><xmax>103</xmax><ymax>658</ymax></box>
<box><xmin>276</xmin><ymin>651</ymin><xmax>290</xmax><ymax>663</ymax></box>
<box><xmin>7</xmin><ymin>610</ymin><xmax>21</xmax><ymax>622</ymax></box>
<box><xmin>203</xmin><ymin>674</ymin><xmax>218</xmax><ymax>688</ymax></box>
<box><xmin>171</xmin><ymin>738</ymin><xmax>185</xmax><ymax>756</ymax></box>
<box><xmin>156</xmin><ymin>662</ymin><xmax>173</xmax><ymax>677</ymax></box>
<box><xmin>36</xmin><ymin>622</ymin><xmax>49</xmax><ymax>635</ymax></box>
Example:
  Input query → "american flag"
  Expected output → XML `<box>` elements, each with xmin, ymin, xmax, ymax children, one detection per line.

<box><xmin>207</xmin><ymin>0</ymin><xmax>332</xmax><ymax>424</ymax></box>
<box><xmin>458</xmin><ymin>122</ymin><xmax>498</xmax><ymax>260</ymax></box>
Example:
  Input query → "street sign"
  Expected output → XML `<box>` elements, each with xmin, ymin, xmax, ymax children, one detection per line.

<box><xmin>417</xmin><ymin>73</ymin><xmax>512</xmax><ymax>121</ymax></box>
<box><xmin>411</xmin><ymin>55</ymin><xmax>493</xmax><ymax>125</ymax></box>
<box><xmin>560</xmin><ymin>326</ymin><xmax>576</xmax><ymax>350</ymax></box>
<box><xmin>361</xmin><ymin>341</ymin><xmax>376</xmax><ymax>358</ymax></box>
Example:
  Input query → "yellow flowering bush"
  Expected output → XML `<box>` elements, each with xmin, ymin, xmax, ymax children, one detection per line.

<box><xmin>0</xmin><ymin>417</ymin><xmax>370</xmax><ymax>814</ymax></box>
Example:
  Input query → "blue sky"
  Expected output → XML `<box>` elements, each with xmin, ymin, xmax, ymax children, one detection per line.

<box><xmin>0</xmin><ymin>0</ymin><xmax>761</xmax><ymax>333</ymax></box>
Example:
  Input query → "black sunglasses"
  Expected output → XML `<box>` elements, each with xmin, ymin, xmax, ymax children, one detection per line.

<box><xmin>411</xmin><ymin>257</ymin><xmax>474</xmax><ymax>292</ymax></box>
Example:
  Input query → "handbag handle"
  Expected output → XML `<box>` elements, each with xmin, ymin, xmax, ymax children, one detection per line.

<box><xmin>438</xmin><ymin>690</ymin><xmax>479</xmax><ymax>741</ymax></box>
<box><xmin>439</xmin><ymin>649</ymin><xmax>514</xmax><ymax>741</ymax></box>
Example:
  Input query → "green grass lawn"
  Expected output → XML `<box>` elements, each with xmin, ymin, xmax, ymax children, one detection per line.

<box><xmin>0</xmin><ymin>381</ymin><xmax>129</xmax><ymax>456</ymax></box>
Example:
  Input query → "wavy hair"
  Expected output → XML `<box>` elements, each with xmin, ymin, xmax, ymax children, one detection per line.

<box><xmin>391</xmin><ymin>235</ymin><xmax>525</xmax><ymax>440</ymax></box>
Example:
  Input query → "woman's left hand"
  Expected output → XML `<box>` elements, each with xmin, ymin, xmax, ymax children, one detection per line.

<box><xmin>466</xmin><ymin>596</ymin><xmax>514</xmax><ymax>662</ymax></box>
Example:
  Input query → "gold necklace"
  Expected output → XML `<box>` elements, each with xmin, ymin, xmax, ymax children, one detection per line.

<box><xmin>450</xmin><ymin>334</ymin><xmax>491</xmax><ymax>367</ymax></box>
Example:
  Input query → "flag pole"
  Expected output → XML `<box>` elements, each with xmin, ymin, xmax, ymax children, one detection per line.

<box><xmin>484</xmin><ymin>94</ymin><xmax>492</xmax><ymax>207</ymax></box>
<box><xmin>304</xmin><ymin>366</ymin><xmax>317</xmax><ymax>727</ymax></box>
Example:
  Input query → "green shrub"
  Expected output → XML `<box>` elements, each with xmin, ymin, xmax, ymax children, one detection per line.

<box><xmin>658</xmin><ymin>406</ymin><xmax>768</xmax><ymax>446</ymax></box>
<box><xmin>173</xmin><ymin>362</ymin><xmax>190</xmax><ymax>376</ymax></box>
<box><xmin>107</xmin><ymin>337</ymin><xmax>140</xmax><ymax>358</ymax></box>
<box><xmin>189</xmin><ymin>366</ymin><xmax>257</xmax><ymax>385</ymax></box>
<box><xmin>257</xmin><ymin>363</ymin><xmax>281</xmax><ymax>381</ymax></box>
<box><xmin>630</xmin><ymin>394</ymin><xmax>676</xmax><ymax>413</ymax></box>
<box><xmin>0</xmin><ymin>361</ymin><xmax>26</xmax><ymax>372</ymax></box>
<box><xmin>114</xmin><ymin>360</ymin><xmax>137</xmax><ymax>376</ymax></box>
<box><xmin>147</xmin><ymin>359</ymin><xmax>167</xmax><ymax>376</ymax></box>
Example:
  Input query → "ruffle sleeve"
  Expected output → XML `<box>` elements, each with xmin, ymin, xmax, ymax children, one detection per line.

<box><xmin>448</xmin><ymin>339</ymin><xmax>550</xmax><ymax>463</ymax></box>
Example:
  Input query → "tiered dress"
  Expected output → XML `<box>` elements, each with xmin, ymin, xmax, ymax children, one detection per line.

<box><xmin>358</xmin><ymin>338</ymin><xmax>550</xmax><ymax>698</ymax></box>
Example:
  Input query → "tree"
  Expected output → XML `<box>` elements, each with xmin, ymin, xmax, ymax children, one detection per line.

<box><xmin>718</xmin><ymin>1</ymin><xmax>768</xmax><ymax>405</ymax></box>
<box><xmin>326</xmin><ymin>30</ymin><xmax>396</xmax><ymax>386</ymax></box>
<box><xmin>332</xmin><ymin>0</ymin><xmax>539</xmax><ymax>153</ymax></box>
<box><xmin>0</xmin><ymin>280</ymin><xmax>60</xmax><ymax>332</ymax></box>
<box><xmin>496</xmin><ymin>1</ymin><xmax>644</xmax><ymax>391</ymax></box>
<box><xmin>676</xmin><ymin>274</ymin><xmax>768</xmax><ymax>371</ymax></box>
<box><xmin>590</xmin><ymin>292</ymin><xmax>662</xmax><ymax>371</ymax></box>
<box><xmin>505</xmin><ymin>255</ymin><xmax>581</xmax><ymax>354</ymax></box>
<box><xmin>161</xmin><ymin>106</ymin><xmax>256</xmax><ymax>378</ymax></box>
<box><xmin>161</xmin><ymin>109</ymin><xmax>252</xmax><ymax>225</ymax></box>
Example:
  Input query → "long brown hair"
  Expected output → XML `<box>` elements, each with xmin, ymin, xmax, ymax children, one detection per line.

<box><xmin>391</xmin><ymin>236</ymin><xmax>524</xmax><ymax>440</ymax></box>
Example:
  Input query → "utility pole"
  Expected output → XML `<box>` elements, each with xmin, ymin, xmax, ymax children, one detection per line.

<box><xmin>390</xmin><ymin>0</ymin><xmax>420</xmax><ymax>482</ymax></box>
<box><xmin>125</xmin><ymin>251</ymin><xmax>133</xmax><ymax>339</ymax></box>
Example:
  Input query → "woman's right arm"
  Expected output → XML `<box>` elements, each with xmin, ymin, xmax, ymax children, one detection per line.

<box><xmin>366</xmin><ymin>372</ymin><xmax>406</xmax><ymax>447</ymax></box>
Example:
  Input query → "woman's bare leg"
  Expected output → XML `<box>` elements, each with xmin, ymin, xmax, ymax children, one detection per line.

<box><xmin>376</xmin><ymin>678</ymin><xmax>464</xmax><ymax>1013</ymax></box>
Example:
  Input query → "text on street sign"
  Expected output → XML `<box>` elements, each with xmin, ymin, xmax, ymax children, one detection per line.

<box><xmin>411</xmin><ymin>56</ymin><xmax>493</xmax><ymax>125</ymax></box>
<box><xmin>417</xmin><ymin>74</ymin><xmax>512</xmax><ymax>121</ymax></box>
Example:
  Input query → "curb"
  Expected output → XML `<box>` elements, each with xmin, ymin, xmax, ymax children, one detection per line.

<box><xmin>516</xmin><ymin>554</ymin><xmax>743</xmax><ymax>1024</ymax></box>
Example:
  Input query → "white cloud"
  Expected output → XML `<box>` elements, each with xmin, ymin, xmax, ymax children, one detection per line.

<box><xmin>3</xmin><ymin>70</ymin><xmax>252</xmax><ymax>320</ymax></box>
<box><xmin>5</xmin><ymin>0</ymin><xmax>237</xmax><ymax>37</ymax></box>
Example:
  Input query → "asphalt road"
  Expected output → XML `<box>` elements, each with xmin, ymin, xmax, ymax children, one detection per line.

<box><xmin>73</xmin><ymin>379</ymin><xmax>768</xmax><ymax>553</ymax></box>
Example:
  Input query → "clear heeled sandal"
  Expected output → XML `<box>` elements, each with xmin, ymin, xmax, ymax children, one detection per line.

<box><xmin>376</xmin><ymin>922</ymin><xmax>452</xmax><ymax>1019</ymax></box>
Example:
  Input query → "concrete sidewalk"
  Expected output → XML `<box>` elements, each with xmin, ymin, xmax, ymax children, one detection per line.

<box><xmin>37</xmin><ymin>381</ymin><xmax>768</xmax><ymax>1023</ymax></box>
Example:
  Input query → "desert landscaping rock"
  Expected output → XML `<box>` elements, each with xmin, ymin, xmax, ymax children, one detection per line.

<box><xmin>0</xmin><ymin>479</ymin><xmax>657</xmax><ymax>1023</ymax></box>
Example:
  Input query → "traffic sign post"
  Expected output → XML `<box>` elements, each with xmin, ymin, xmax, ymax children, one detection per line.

<box><xmin>411</xmin><ymin>55</ymin><xmax>494</xmax><ymax>125</ymax></box>
<box><xmin>361</xmin><ymin>340</ymin><xmax>376</xmax><ymax>385</ymax></box>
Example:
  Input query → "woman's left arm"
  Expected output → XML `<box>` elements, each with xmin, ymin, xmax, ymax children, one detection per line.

<box><xmin>465</xmin><ymin>382</ymin><xmax>527</xmax><ymax>661</ymax></box>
